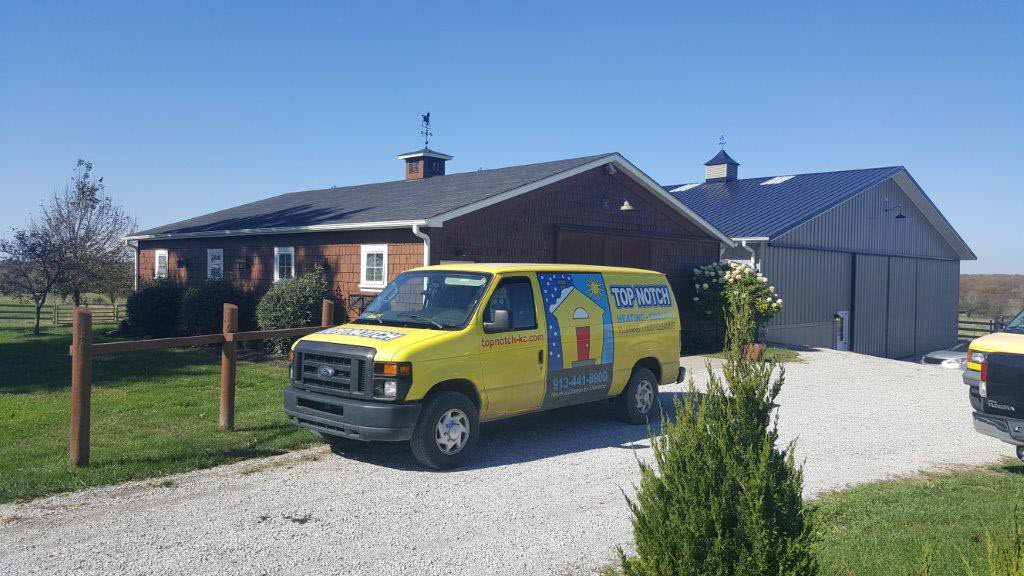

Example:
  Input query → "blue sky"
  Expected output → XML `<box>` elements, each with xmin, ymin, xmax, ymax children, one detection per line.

<box><xmin>1</xmin><ymin>1</ymin><xmax>1020</xmax><ymax>273</ymax></box>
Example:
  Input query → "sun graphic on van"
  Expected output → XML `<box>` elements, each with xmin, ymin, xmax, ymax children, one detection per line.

<box><xmin>586</xmin><ymin>278</ymin><xmax>603</xmax><ymax>297</ymax></box>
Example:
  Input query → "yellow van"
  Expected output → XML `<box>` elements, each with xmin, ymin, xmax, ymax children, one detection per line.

<box><xmin>284</xmin><ymin>263</ymin><xmax>681</xmax><ymax>469</ymax></box>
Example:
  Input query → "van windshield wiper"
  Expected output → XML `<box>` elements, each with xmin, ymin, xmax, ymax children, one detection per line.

<box><xmin>401</xmin><ymin>313</ymin><xmax>444</xmax><ymax>329</ymax></box>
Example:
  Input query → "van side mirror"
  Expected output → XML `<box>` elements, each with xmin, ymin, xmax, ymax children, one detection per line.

<box><xmin>484</xmin><ymin>309</ymin><xmax>511</xmax><ymax>333</ymax></box>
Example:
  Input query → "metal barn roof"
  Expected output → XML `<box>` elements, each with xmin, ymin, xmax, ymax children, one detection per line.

<box><xmin>666</xmin><ymin>166</ymin><xmax>905</xmax><ymax>239</ymax></box>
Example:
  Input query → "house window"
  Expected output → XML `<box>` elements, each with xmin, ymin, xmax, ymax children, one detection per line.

<box><xmin>207</xmin><ymin>249</ymin><xmax>224</xmax><ymax>280</ymax></box>
<box><xmin>154</xmin><ymin>250</ymin><xmax>168</xmax><ymax>279</ymax></box>
<box><xmin>274</xmin><ymin>247</ymin><xmax>295</xmax><ymax>282</ymax></box>
<box><xmin>359</xmin><ymin>244</ymin><xmax>388</xmax><ymax>291</ymax></box>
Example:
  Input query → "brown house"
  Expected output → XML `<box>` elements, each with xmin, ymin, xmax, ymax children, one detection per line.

<box><xmin>125</xmin><ymin>149</ymin><xmax>732</xmax><ymax>334</ymax></box>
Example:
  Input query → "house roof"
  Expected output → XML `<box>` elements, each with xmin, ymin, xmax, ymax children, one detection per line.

<box><xmin>665</xmin><ymin>166</ymin><xmax>975</xmax><ymax>259</ymax></box>
<box><xmin>704</xmin><ymin>150</ymin><xmax>739</xmax><ymax>166</ymax></box>
<box><xmin>127</xmin><ymin>153</ymin><xmax>734</xmax><ymax>246</ymax></box>
<box><xmin>130</xmin><ymin>154</ymin><xmax>606</xmax><ymax>238</ymax></box>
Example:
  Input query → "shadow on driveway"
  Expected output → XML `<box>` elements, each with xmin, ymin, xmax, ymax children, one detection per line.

<box><xmin>327</xmin><ymin>390</ymin><xmax>688</xmax><ymax>471</ymax></box>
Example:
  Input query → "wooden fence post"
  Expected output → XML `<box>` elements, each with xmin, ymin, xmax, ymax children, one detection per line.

<box><xmin>70</xmin><ymin>308</ymin><xmax>93</xmax><ymax>467</ymax></box>
<box><xmin>322</xmin><ymin>299</ymin><xmax>334</xmax><ymax>327</ymax></box>
<box><xmin>219</xmin><ymin>303</ymin><xmax>238</xmax><ymax>431</ymax></box>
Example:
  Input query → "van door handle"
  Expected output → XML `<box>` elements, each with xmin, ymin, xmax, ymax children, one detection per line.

<box><xmin>538</xmin><ymin>349</ymin><xmax>544</xmax><ymax>365</ymax></box>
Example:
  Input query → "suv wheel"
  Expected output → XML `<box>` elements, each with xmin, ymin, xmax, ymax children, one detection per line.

<box><xmin>617</xmin><ymin>367</ymin><xmax>660</xmax><ymax>424</ymax></box>
<box><xmin>410</xmin><ymin>391</ymin><xmax>479</xmax><ymax>470</ymax></box>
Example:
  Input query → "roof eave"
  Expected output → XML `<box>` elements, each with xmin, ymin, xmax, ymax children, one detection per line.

<box><xmin>123</xmin><ymin>219</ymin><xmax>429</xmax><ymax>242</ymax></box>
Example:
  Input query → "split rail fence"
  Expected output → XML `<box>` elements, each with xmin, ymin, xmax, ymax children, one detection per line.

<box><xmin>0</xmin><ymin>301</ymin><xmax>126</xmax><ymax>325</ymax></box>
<box><xmin>68</xmin><ymin>300</ymin><xmax>335</xmax><ymax>467</ymax></box>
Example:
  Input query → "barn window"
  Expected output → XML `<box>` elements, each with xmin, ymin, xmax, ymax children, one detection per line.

<box><xmin>274</xmin><ymin>246</ymin><xmax>295</xmax><ymax>282</ymax></box>
<box><xmin>207</xmin><ymin>249</ymin><xmax>224</xmax><ymax>279</ymax></box>
<box><xmin>360</xmin><ymin>244</ymin><xmax>388</xmax><ymax>291</ymax></box>
<box><xmin>154</xmin><ymin>250</ymin><xmax>168</xmax><ymax>279</ymax></box>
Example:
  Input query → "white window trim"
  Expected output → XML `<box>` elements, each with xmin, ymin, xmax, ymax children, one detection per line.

<box><xmin>207</xmin><ymin>248</ymin><xmax>224</xmax><ymax>280</ymax></box>
<box><xmin>274</xmin><ymin>246</ymin><xmax>295</xmax><ymax>283</ymax></box>
<box><xmin>154</xmin><ymin>249</ymin><xmax>168</xmax><ymax>279</ymax></box>
<box><xmin>359</xmin><ymin>244</ymin><xmax>388</xmax><ymax>292</ymax></box>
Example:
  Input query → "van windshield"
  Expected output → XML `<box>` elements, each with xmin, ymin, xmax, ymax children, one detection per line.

<box><xmin>353</xmin><ymin>271</ymin><xmax>492</xmax><ymax>330</ymax></box>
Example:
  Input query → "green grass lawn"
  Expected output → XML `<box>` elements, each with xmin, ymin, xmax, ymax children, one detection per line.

<box><xmin>0</xmin><ymin>321</ymin><xmax>314</xmax><ymax>503</ymax></box>
<box><xmin>706</xmin><ymin>345</ymin><xmax>803</xmax><ymax>363</ymax></box>
<box><xmin>813</xmin><ymin>464</ymin><xmax>1024</xmax><ymax>575</ymax></box>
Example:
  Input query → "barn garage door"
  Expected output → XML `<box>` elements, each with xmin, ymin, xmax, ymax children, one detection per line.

<box><xmin>853</xmin><ymin>254</ymin><xmax>958</xmax><ymax>358</ymax></box>
<box><xmin>853</xmin><ymin>254</ymin><xmax>888</xmax><ymax>357</ymax></box>
<box><xmin>886</xmin><ymin>257</ymin><xmax>917</xmax><ymax>359</ymax></box>
<box><xmin>555</xmin><ymin>229</ymin><xmax>652</xmax><ymax>268</ymax></box>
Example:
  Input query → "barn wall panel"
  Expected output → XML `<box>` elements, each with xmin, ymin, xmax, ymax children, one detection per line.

<box><xmin>777</xmin><ymin>178</ymin><xmax>959</xmax><ymax>260</ymax></box>
<box><xmin>762</xmin><ymin>245</ymin><xmax>852</xmax><ymax>349</ymax></box>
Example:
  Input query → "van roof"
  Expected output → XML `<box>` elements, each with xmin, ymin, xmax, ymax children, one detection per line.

<box><xmin>411</xmin><ymin>263</ymin><xmax>666</xmax><ymax>275</ymax></box>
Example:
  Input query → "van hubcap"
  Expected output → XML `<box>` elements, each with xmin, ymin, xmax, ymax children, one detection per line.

<box><xmin>435</xmin><ymin>409</ymin><xmax>470</xmax><ymax>455</ymax></box>
<box><xmin>635</xmin><ymin>380</ymin><xmax>655</xmax><ymax>414</ymax></box>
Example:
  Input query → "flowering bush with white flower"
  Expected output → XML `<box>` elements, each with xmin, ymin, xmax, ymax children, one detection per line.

<box><xmin>691</xmin><ymin>261</ymin><xmax>783</xmax><ymax>339</ymax></box>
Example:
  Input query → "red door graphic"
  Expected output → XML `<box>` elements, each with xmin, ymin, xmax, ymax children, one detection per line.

<box><xmin>575</xmin><ymin>326</ymin><xmax>591</xmax><ymax>362</ymax></box>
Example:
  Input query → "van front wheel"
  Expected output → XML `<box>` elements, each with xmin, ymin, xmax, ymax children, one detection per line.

<box><xmin>617</xmin><ymin>368</ymin><xmax>660</xmax><ymax>424</ymax></box>
<box><xmin>410</xmin><ymin>391</ymin><xmax>479</xmax><ymax>470</ymax></box>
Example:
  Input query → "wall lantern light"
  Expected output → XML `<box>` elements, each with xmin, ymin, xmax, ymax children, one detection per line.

<box><xmin>620</xmin><ymin>200</ymin><xmax>634</xmax><ymax>212</ymax></box>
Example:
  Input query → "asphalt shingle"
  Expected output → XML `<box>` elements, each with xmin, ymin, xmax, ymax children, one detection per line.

<box><xmin>134</xmin><ymin>154</ymin><xmax>610</xmax><ymax>237</ymax></box>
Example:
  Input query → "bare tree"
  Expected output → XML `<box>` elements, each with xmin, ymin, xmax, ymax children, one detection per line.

<box><xmin>49</xmin><ymin>160</ymin><xmax>135</xmax><ymax>305</ymax></box>
<box><xmin>95</xmin><ymin>249</ymin><xmax>134</xmax><ymax>321</ymax></box>
<box><xmin>0</xmin><ymin>224</ymin><xmax>70</xmax><ymax>335</ymax></box>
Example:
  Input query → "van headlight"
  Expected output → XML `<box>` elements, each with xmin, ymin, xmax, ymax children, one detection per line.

<box><xmin>372</xmin><ymin>362</ymin><xmax>411</xmax><ymax>400</ymax></box>
<box><xmin>969</xmin><ymin>350</ymin><xmax>986</xmax><ymax>365</ymax></box>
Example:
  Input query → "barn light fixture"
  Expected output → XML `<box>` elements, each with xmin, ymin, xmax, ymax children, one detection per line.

<box><xmin>619</xmin><ymin>200</ymin><xmax>634</xmax><ymax>212</ymax></box>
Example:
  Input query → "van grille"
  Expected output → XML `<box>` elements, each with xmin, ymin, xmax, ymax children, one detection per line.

<box><xmin>295</xmin><ymin>350</ymin><xmax>369</xmax><ymax>397</ymax></box>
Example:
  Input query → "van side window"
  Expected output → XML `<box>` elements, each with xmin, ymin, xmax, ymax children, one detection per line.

<box><xmin>483</xmin><ymin>277</ymin><xmax>537</xmax><ymax>331</ymax></box>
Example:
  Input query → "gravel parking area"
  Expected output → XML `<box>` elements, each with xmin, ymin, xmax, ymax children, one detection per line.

<box><xmin>0</xmin><ymin>349</ymin><xmax>1008</xmax><ymax>576</ymax></box>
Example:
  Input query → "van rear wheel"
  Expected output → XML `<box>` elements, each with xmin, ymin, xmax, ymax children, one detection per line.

<box><xmin>410</xmin><ymin>391</ymin><xmax>479</xmax><ymax>470</ymax></box>
<box><xmin>617</xmin><ymin>367</ymin><xmax>660</xmax><ymax>424</ymax></box>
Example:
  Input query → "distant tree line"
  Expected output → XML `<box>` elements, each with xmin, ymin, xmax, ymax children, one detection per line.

<box><xmin>0</xmin><ymin>160</ymin><xmax>135</xmax><ymax>334</ymax></box>
<box><xmin>960</xmin><ymin>274</ymin><xmax>1024</xmax><ymax>319</ymax></box>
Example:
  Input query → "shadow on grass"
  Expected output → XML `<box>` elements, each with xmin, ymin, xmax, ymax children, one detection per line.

<box><xmin>328</xmin><ymin>390</ymin><xmax>690</xmax><ymax>472</ymax></box>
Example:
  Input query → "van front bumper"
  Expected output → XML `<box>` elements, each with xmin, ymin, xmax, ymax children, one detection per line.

<box><xmin>284</xmin><ymin>386</ymin><xmax>421</xmax><ymax>442</ymax></box>
<box><xmin>973</xmin><ymin>410</ymin><xmax>1024</xmax><ymax>446</ymax></box>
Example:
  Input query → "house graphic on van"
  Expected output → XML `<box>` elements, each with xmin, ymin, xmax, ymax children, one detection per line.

<box><xmin>549</xmin><ymin>286</ymin><xmax>606</xmax><ymax>369</ymax></box>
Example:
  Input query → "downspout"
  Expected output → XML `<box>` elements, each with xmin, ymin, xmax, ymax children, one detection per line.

<box><xmin>127</xmin><ymin>239</ymin><xmax>139</xmax><ymax>290</ymax></box>
<box><xmin>411</xmin><ymin>224</ymin><xmax>430</xmax><ymax>267</ymax></box>
<box><xmin>740</xmin><ymin>239</ymin><xmax>758</xmax><ymax>269</ymax></box>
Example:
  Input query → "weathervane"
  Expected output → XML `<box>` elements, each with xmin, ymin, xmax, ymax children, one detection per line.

<box><xmin>420</xmin><ymin>112</ymin><xmax>432</xmax><ymax>148</ymax></box>
<box><xmin>718</xmin><ymin>134</ymin><xmax>726</xmax><ymax>149</ymax></box>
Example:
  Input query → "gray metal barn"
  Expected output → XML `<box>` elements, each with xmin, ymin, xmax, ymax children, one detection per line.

<box><xmin>667</xmin><ymin>151</ymin><xmax>975</xmax><ymax>358</ymax></box>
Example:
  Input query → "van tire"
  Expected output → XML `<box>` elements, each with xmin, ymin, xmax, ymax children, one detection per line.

<box><xmin>617</xmin><ymin>367</ymin><xmax>660</xmax><ymax>424</ymax></box>
<box><xmin>410</xmin><ymin>391</ymin><xmax>479</xmax><ymax>470</ymax></box>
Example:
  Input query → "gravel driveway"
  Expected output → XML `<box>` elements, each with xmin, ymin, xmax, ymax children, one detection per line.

<box><xmin>0</xmin><ymin>349</ymin><xmax>1008</xmax><ymax>576</ymax></box>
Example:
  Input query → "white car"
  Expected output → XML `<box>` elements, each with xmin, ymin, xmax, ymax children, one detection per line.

<box><xmin>920</xmin><ymin>341</ymin><xmax>969</xmax><ymax>369</ymax></box>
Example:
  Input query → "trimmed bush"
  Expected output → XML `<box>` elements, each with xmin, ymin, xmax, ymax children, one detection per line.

<box><xmin>179</xmin><ymin>280</ymin><xmax>255</xmax><ymax>336</ymax></box>
<box><xmin>123</xmin><ymin>279</ymin><xmax>183</xmax><ymax>338</ymax></box>
<box><xmin>618</xmin><ymin>300</ymin><xmax>817</xmax><ymax>576</ymax></box>
<box><xmin>256</xmin><ymin>271</ymin><xmax>330</xmax><ymax>354</ymax></box>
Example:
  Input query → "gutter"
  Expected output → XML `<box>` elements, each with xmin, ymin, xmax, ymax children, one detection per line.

<box><xmin>411</xmin><ymin>224</ymin><xmax>430</xmax><ymax>267</ymax></box>
<box><xmin>123</xmin><ymin>220</ymin><xmax>429</xmax><ymax>242</ymax></box>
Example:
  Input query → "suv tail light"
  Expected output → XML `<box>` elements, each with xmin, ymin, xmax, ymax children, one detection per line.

<box><xmin>980</xmin><ymin>358</ymin><xmax>989</xmax><ymax>397</ymax></box>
